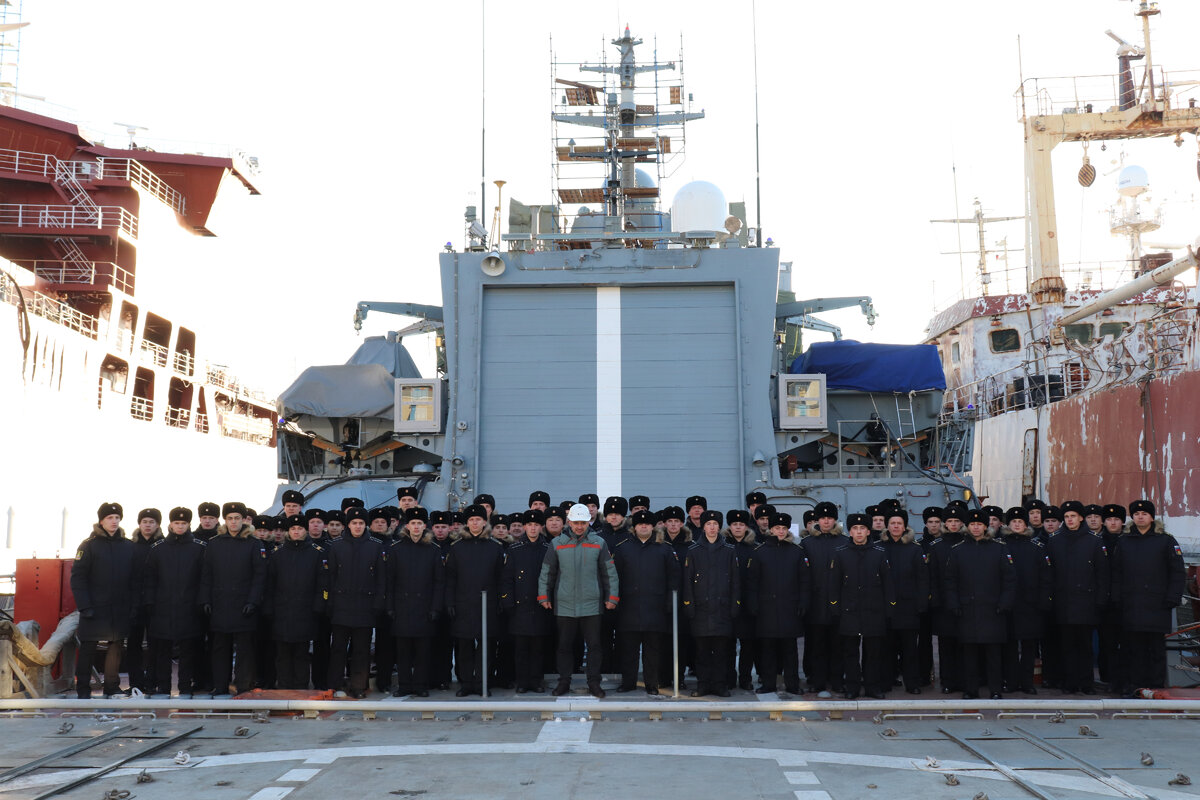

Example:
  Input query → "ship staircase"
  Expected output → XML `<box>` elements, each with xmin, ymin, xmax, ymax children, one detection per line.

<box><xmin>934</xmin><ymin>415</ymin><xmax>972</xmax><ymax>477</ymax></box>
<box><xmin>47</xmin><ymin>159</ymin><xmax>100</xmax><ymax>280</ymax></box>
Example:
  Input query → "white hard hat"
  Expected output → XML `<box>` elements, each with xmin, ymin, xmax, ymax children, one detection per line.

<box><xmin>567</xmin><ymin>503</ymin><xmax>591</xmax><ymax>522</ymax></box>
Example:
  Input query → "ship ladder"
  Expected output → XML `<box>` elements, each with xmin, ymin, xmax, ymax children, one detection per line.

<box><xmin>894</xmin><ymin>392</ymin><xmax>918</xmax><ymax>441</ymax></box>
<box><xmin>52</xmin><ymin>160</ymin><xmax>100</xmax><ymax>225</ymax></box>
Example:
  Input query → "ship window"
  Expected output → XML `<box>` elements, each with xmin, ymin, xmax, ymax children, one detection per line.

<box><xmin>989</xmin><ymin>328</ymin><xmax>1020</xmax><ymax>353</ymax></box>
<box><xmin>395</xmin><ymin>379</ymin><xmax>444</xmax><ymax>433</ymax></box>
<box><xmin>1099</xmin><ymin>321</ymin><xmax>1129</xmax><ymax>340</ymax></box>
<box><xmin>778</xmin><ymin>373</ymin><xmax>827</xmax><ymax>430</ymax></box>
<box><xmin>951</xmin><ymin>342</ymin><xmax>961</xmax><ymax>363</ymax></box>
<box><xmin>131</xmin><ymin>367</ymin><xmax>154</xmax><ymax>422</ymax></box>
<box><xmin>1064</xmin><ymin>323</ymin><xmax>1094</xmax><ymax>345</ymax></box>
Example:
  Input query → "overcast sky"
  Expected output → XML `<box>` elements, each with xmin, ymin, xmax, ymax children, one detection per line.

<box><xmin>15</xmin><ymin>0</ymin><xmax>1200</xmax><ymax>392</ymax></box>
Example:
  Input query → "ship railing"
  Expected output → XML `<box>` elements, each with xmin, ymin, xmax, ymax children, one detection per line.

<box><xmin>218</xmin><ymin>411</ymin><xmax>273</xmax><ymax>445</ymax></box>
<box><xmin>1015</xmin><ymin>67</ymin><xmax>1200</xmax><ymax>119</ymax></box>
<box><xmin>165</xmin><ymin>406</ymin><xmax>191</xmax><ymax>429</ymax></box>
<box><xmin>1</xmin><ymin>284</ymin><xmax>100</xmax><ymax>339</ymax></box>
<box><xmin>140</xmin><ymin>339</ymin><xmax>169</xmax><ymax>368</ymax></box>
<box><xmin>130</xmin><ymin>396</ymin><xmax>154</xmax><ymax>422</ymax></box>
<box><xmin>205</xmin><ymin>363</ymin><xmax>268</xmax><ymax>402</ymax></box>
<box><xmin>0</xmin><ymin>148</ymin><xmax>54</xmax><ymax>177</ymax></box>
<box><xmin>94</xmin><ymin>158</ymin><xmax>186</xmax><ymax>215</ymax></box>
<box><xmin>14</xmin><ymin>259</ymin><xmax>136</xmax><ymax>294</ymax></box>
<box><xmin>0</xmin><ymin>204</ymin><xmax>138</xmax><ymax>238</ymax></box>
<box><xmin>195</xmin><ymin>412</ymin><xmax>210</xmax><ymax>434</ymax></box>
<box><xmin>173</xmin><ymin>350</ymin><xmax>195</xmax><ymax>376</ymax></box>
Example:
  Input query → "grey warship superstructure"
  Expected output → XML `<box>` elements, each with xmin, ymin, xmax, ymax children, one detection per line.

<box><xmin>274</xmin><ymin>27</ymin><xmax>966</xmax><ymax>516</ymax></box>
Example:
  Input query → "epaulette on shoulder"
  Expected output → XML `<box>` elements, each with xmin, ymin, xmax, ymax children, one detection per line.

<box><xmin>871</xmin><ymin>544</ymin><xmax>886</xmax><ymax>551</ymax></box>
<box><xmin>1032</xmin><ymin>538</ymin><xmax>1044</xmax><ymax>547</ymax></box>
<box><xmin>833</xmin><ymin>543</ymin><xmax>849</xmax><ymax>552</ymax></box>
<box><xmin>950</xmin><ymin>540</ymin><xmax>964</xmax><ymax>548</ymax></box>
<box><xmin>151</xmin><ymin>539</ymin><xmax>165</xmax><ymax>548</ymax></box>
<box><xmin>509</xmin><ymin>541</ymin><xmax>526</xmax><ymax>549</ymax></box>
<box><xmin>195</xmin><ymin>539</ymin><xmax>207</xmax><ymax>547</ymax></box>
<box><xmin>929</xmin><ymin>538</ymin><xmax>945</xmax><ymax>547</ymax></box>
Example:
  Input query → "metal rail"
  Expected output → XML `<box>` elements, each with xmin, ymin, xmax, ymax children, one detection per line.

<box><xmin>1011</xmin><ymin>726</ymin><xmax>1154</xmax><ymax>800</ymax></box>
<box><xmin>938</xmin><ymin>726</ymin><xmax>1056</xmax><ymax>800</ymax></box>
<box><xmin>3</xmin><ymin>698</ymin><xmax>1200</xmax><ymax>714</ymax></box>
<box><xmin>0</xmin><ymin>724</ymin><xmax>133</xmax><ymax>784</ymax></box>
<box><xmin>31</xmin><ymin>725</ymin><xmax>202</xmax><ymax>800</ymax></box>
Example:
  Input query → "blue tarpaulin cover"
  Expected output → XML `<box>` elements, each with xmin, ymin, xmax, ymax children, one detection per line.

<box><xmin>790</xmin><ymin>340</ymin><xmax>946</xmax><ymax>392</ymax></box>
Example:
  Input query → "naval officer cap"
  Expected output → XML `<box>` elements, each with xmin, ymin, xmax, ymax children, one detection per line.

<box><xmin>846</xmin><ymin>513</ymin><xmax>869</xmax><ymax>529</ymax></box>
<box><xmin>943</xmin><ymin>507</ymin><xmax>966</xmax><ymax>522</ymax></box>
<box><xmin>545</xmin><ymin>507</ymin><xmax>566</xmax><ymax>521</ymax></box>
<box><xmin>1023</xmin><ymin>498</ymin><xmax>1047</xmax><ymax>512</ymax></box>
<box><xmin>1060</xmin><ymin>500</ymin><xmax>1086</xmax><ymax>516</ymax></box>
<box><xmin>965</xmin><ymin>509</ymin><xmax>987</xmax><ymax>525</ymax></box>
<box><xmin>814</xmin><ymin>501</ymin><xmax>838</xmax><ymax>520</ymax></box>
<box><xmin>405</xmin><ymin>507</ymin><xmax>429</xmax><ymax>524</ymax></box>
<box><xmin>1044</xmin><ymin>505</ymin><xmax>1063</xmax><ymax>522</ymax></box>
<box><xmin>304</xmin><ymin>508</ymin><xmax>327</xmax><ymax>522</ymax></box>
<box><xmin>473</xmin><ymin>494</ymin><xmax>496</xmax><ymax>508</ymax></box>
<box><xmin>282</xmin><ymin>490</ymin><xmax>304</xmax><ymax>506</ymax></box>
<box><xmin>524</xmin><ymin>509</ymin><xmax>546</xmax><ymax>526</ymax></box>
<box><xmin>726</xmin><ymin>509</ymin><xmax>751</xmax><ymax>526</ymax></box>
<box><xmin>489</xmin><ymin>514</ymin><xmax>507</xmax><ymax>527</ymax></box>
<box><xmin>603</xmin><ymin>496</ymin><xmax>629</xmax><ymax>517</ymax></box>
<box><xmin>922</xmin><ymin>506</ymin><xmax>943</xmax><ymax>522</ymax></box>
<box><xmin>768</xmin><ymin>512</ymin><xmax>792</xmax><ymax>529</ymax></box>
<box><xmin>340</xmin><ymin>497</ymin><xmax>365</xmax><ymax>511</ymax></box>
<box><xmin>368</xmin><ymin>508</ymin><xmax>390</xmax><ymax>523</ymax></box>
<box><xmin>397</xmin><ymin>486</ymin><xmax>419</xmax><ymax>501</ymax></box>
<box><xmin>755</xmin><ymin>503</ymin><xmax>776</xmax><ymax>520</ymax></box>
<box><xmin>745</xmin><ymin>491</ymin><xmax>767</xmax><ymax>507</ymax></box>
<box><xmin>1102</xmin><ymin>504</ymin><xmax>1127</xmax><ymax>522</ymax></box>
<box><xmin>628</xmin><ymin>495</ymin><xmax>651</xmax><ymax>510</ymax></box>
<box><xmin>324</xmin><ymin>509</ymin><xmax>344</xmax><ymax>524</ymax></box>
<box><xmin>887</xmin><ymin>509</ymin><xmax>909</xmax><ymax>527</ymax></box>
<box><xmin>429</xmin><ymin>511</ymin><xmax>451</xmax><ymax>526</ymax></box>
<box><xmin>169</xmin><ymin>507</ymin><xmax>192</xmax><ymax>523</ymax></box>
<box><xmin>661</xmin><ymin>505</ymin><xmax>686</xmax><ymax>522</ymax></box>
<box><xmin>138</xmin><ymin>508</ymin><xmax>161</xmax><ymax>524</ymax></box>
<box><xmin>464</xmin><ymin>504</ymin><xmax>489</xmax><ymax>522</ymax></box>
<box><xmin>1084</xmin><ymin>503</ymin><xmax>1104</xmax><ymax>518</ymax></box>
<box><xmin>802</xmin><ymin>509</ymin><xmax>816</xmax><ymax>525</ymax></box>
<box><xmin>221</xmin><ymin>502</ymin><xmax>247</xmax><ymax>519</ymax></box>
<box><xmin>865</xmin><ymin>505</ymin><xmax>880</xmax><ymax>518</ymax></box>
<box><xmin>1005</xmin><ymin>506</ymin><xmax>1028</xmax><ymax>524</ymax></box>
<box><xmin>685</xmin><ymin>495</ymin><xmax>708</xmax><ymax>511</ymax></box>
<box><xmin>252</xmin><ymin>514</ymin><xmax>274</xmax><ymax>529</ymax></box>
<box><xmin>1129</xmin><ymin>499</ymin><xmax>1155</xmax><ymax>518</ymax></box>
<box><xmin>528</xmin><ymin>490</ymin><xmax>551</xmax><ymax>506</ymax></box>
<box><xmin>285</xmin><ymin>514</ymin><xmax>306</xmax><ymax>529</ymax></box>
<box><xmin>699</xmin><ymin>510</ymin><xmax>723</xmax><ymax>527</ymax></box>
<box><xmin>197</xmin><ymin>501</ymin><xmax>220</xmax><ymax>518</ymax></box>
<box><xmin>578</xmin><ymin>493</ymin><xmax>600</xmax><ymax>507</ymax></box>
<box><xmin>346</xmin><ymin>508</ymin><xmax>368</xmax><ymax>523</ymax></box>
<box><xmin>631</xmin><ymin>510</ymin><xmax>656</xmax><ymax>528</ymax></box>
<box><xmin>983</xmin><ymin>505</ymin><xmax>1004</xmax><ymax>520</ymax></box>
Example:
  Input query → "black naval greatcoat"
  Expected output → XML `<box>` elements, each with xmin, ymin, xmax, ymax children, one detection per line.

<box><xmin>265</xmin><ymin>538</ymin><xmax>329</xmax><ymax>642</ymax></box>
<box><xmin>71</xmin><ymin>525</ymin><xmax>139</xmax><ymax>641</ymax></box>
<box><xmin>387</xmin><ymin>536</ymin><xmax>447</xmax><ymax>638</ymax></box>
<box><xmin>200</xmin><ymin>532</ymin><xmax>268</xmax><ymax>634</ymax></box>
<box><xmin>880</xmin><ymin>535</ymin><xmax>930</xmax><ymax>631</ymax></box>
<box><xmin>1003</xmin><ymin>530</ymin><xmax>1052</xmax><ymax>640</ymax></box>
<box><xmin>501</xmin><ymin>537</ymin><xmax>554</xmax><ymax>636</ymax></box>
<box><xmin>926</xmin><ymin>530</ymin><xmax>965</xmax><ymax>636</ymax></box>
<box><xmin>144</xmin><ymin>531</ymin><xmax>206</xmax><ymax>641</ymax></box>
<box><xmin>944</xmin><ymin>535</ymin><xmax>1016</xmax><ymax>644</ymax></box>
<box><xmin>1045</xmin><ymin>527</ymin><xmax>1110</xmax><ymax>626</ymax></box>
<box><xmin>444</xmin><ymin>534</ymin><xmax>506</xmax><ymax>639</ymax></box>
<box><xmin>728</xmin><ymin>535</ymin><xmax>758</xmax><ymax>640</ymax></box>
<box><xmin>800</xmin><ymin>531</ymin><xmax>844</xmax><ymax>625</ymax></box>
<box><xmin>325</xmin><ymin>533</ymin><xmax>386</xmax><ymax>628</ymax></box>
<box><xmin>830</xmin><ymin>541</ymin><xmax>895</xmax><ymax>637</ymax></box>
<box><xmin>612</xmin><ymin>535</ymin><xmax>680</xmax><ymax>633</ymax></box>
<box><xmin>683</xmin><ymin>538</ymin><xmax>740</xmax><ymax>638</ymax></box>
<box><xmin>747</xmin><ymin>536</ymin><xmax>810</xmax><ymax>638</ymax></box>
<box><xmin>1111</xmin><ymin>524</ymin><xmax>1187</xmax><ymax>633</ymax></box>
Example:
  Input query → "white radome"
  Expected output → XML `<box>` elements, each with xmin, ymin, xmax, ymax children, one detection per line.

<box><xmin>671</xmin><ymin>180</ymin><xmax>726</xmax><ymax>233</ymax></box>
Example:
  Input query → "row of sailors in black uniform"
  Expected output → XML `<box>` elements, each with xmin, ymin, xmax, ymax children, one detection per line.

<box><xmin>72</xmin><ymin>490</ymin><xmax>1185</xmax><ymax>701</ymax></box>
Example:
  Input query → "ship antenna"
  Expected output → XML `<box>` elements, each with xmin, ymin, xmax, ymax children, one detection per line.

<box><xmin>752</xmin><ymin>0</ymin><xmax>763</xmax><ymax>246</ymax></box>
<box><xmin>480</xmin><ymin>0</ymin><xmax>487</xmax><ymax>228</ymax></box>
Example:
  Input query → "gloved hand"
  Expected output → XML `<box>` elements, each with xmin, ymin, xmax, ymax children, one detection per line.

<box><xmin>202</xmin><ymin>604</ymin><xmax>212</xmax><ymax>616</ymax></box>
<box><xmin>241</xmin><ymin>603</ymin><xmax>256</xmax><ymax>616</ymax></box>
<box><xmin>446</xmin><ymin>606</ymin><xmax>456</xmax><ymax>619</ymax></box>
<box><xmin>80</xmin><ymin>608</ymin><xmax>95</xmax><ymax>620</ymax></box>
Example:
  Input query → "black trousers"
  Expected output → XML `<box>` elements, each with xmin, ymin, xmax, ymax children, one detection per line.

<box><xmin>211</xmin><ymin>631</ymin><xmax>255</xmax><ymax>694</ymax></box>
<box><xmin>805</xmin><ymin>623</ymin><xmax>844</xmax><ymax>691</ymax></box>
<box><xmin>152</xmin><ymin>638</ymin><xmax>197</xmax><ymax>695</ymax></box>
<box><xmin>886</xmin><ymin>627</ymin><xmax>920</xmax><ymax>691</ymax></box>
<box><xmin>757</xmin><ymin>636</ymin><xmax>799</xmax><ymax>692</ymax></box>
<box><xmin>600</xmin><ymin>607</ymin><xmax>620</xmax><ymax>674</ymax></box>
<box><xmin>1121</xmin><ymin>630</ymin><xmax>1167</xmax><ymax>690</ymax></box>
<box><xmin>962</xmin><ymin>641</ymin><xmax>1003</xmax><ymax>696</ymax></box>
<box><xmin>194</xmin><ymin>630</ymin><xmax>213</xmax><ymax>692</ymax></box>
<box><xmin>275</xmin><ymin>640</ymin><xmax>312</xmax><ymax>690</ymax></box>
<box><xmin>693</xmin><ymin>635</ymin><xmax>731</xmax><ymax>693</ymax></box>
<box><xmin>255</xmin><ymin>615</ymin><xmax>276</xmax><ymax>689</ymax></box>
<box><xmin>374</xmin><ymin>613</ymin><xmax>394</xmax><ymax>692</ymax></box>
<box><xmin>492</xmin><ymin>618</ymin><xmax>514</xmax><ymax>687</ymax></box>
<box><xmin>556</xmin><ymin>615</ymin><xmax>602</xmax><ymax>685</ymax></box>
<box><xmin>329</xmin><ymin>625</ymin><xmax>371</xmax><ymax>692</ymax></box>
<box><xmin>124</xmin><ymin>622</ymin><xmax>153</xmax><ymax>691</ymax></box>
<box><xmin>430</xmin><ymin>622</ymin><xmax>454</xmax><ymax>688</ymax></box>
<box><xmin>917</xmin><ymin>611</ymin><xmax>934</xmax><ymax>686</ymax></box>
<box><xmin>1097</xmin><ymin>616</ymin><xmax>1120</xmax><ymax>685</ymax></box>
<box><xmin>1003</xmin><ymin>637</ymin><xmax>1039</xmax><ymax>691</ymax></box>
<box><xmin>76</xmin><ymin>639</ymin><xmax>124</xmax><ymax>697</ymax></box>
<box><xmin>455</xmin><ymin>636</ymin><xmax>491</xmax><ymax>693</ymax></box>
<box><xmin>1039</xmin><ymin>612</ymin><xmax>1059</xmax><ymax>686</ymax></box>
<box><xmin>513</xmin><ymin>634</ymin><xmax>548</xmax><ymax>690</ymax></box>
<box><xmin>395</xmin><ymin>635</ymin><xmax>432</xmax><ymax>693</ymax></box>
<box><xmin>841</xmin><ymin>634</ymin><xmax>883</xmax><ymax>695</ymax></box>
<box><xmin>311</xmin><ymin>617</ymin><xmax>332</xmax><ymax>690</ymax></box>
<box><xmin>729</xmin><ymin>630</ymin><xmax>757</xmax><ymax>688</ymax></box>
<box><xmin>619</xmin><ymin>630</ymin><xmax>662</xmax><ymax>690</ymax></box>
<box><xmin>1058</xmin><ymin>624</ymin><xmax>1095</xmax><ymax>692</ymax></box>
<box><xmin>938</xmin><ymin>633</ymin><xmax>961</xmax><ymax>691</ymax></box>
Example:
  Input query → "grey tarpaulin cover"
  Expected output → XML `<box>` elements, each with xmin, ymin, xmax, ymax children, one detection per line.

<box><xmin>277</xmin><ymin>336</ymin><xmax>423</xmax><ymax>419</ymax></box>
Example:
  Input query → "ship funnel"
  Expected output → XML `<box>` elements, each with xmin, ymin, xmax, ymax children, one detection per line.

<box><xmin>481</xmin><ymin>251</ymin><xmax>506</xmax><ymax>277</ymax></box>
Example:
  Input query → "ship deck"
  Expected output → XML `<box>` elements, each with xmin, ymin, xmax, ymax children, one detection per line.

<box><xmin>3</xmin><ymin>691</ymin><xmax>1200</xmax><ymax>799</ymax></box>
